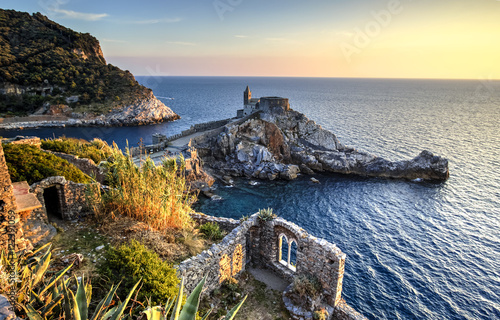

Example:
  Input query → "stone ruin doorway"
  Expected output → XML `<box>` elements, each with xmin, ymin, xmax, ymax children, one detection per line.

<box><xmin>43</xmin><ymin>186</ymin><xmax>63</xmax><ymax>221</ymax></box>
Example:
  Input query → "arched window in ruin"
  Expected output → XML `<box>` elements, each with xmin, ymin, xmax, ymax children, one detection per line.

<box><xmin>289</xmin><ymin>240</ymin><xmax>298</xmax><ymax>272</ymax></box>
<box><xmin>278</xmin><ymin>233</ymin><xmax>297</xmax><ymax>272</ymax></box>
<box><xmin>279</xmin><ymin>234</ymin><xmax>288</xmax><ymax>265</ymax></box>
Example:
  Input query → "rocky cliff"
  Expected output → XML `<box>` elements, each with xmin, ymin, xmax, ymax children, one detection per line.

<box><xmin>0</xmin><ymin>9</ymin><xmax>178</xmax><ymax>126</ymax></box>
<box><xmin>198</xmin><ymin>107</ymin><xmax>449</xmax><ymax>181</ymax></box>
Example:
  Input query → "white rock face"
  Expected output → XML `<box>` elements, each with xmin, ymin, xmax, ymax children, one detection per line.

<box><xmin>105</xmin><ymin>93</ymin><xmax>178</xmax><ymax>125</ymax></box>
<box><xmin>0</xmin><ymin>92</ymin><xmax>179</xmax><ymax>129</ymax></box>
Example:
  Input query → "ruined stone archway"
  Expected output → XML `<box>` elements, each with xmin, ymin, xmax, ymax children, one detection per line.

<box><xmin>31</xmin><ymin>176</ymin><xmax>68</xmax><ymax>222</ymax></box>
<box><xmin>42</xmin><ymin>185</ymin><xmax>63</xmax><ymax>221</ymax></box>
<box><xmin>31</xmin><ymin>176</ymin><xmax>92</xmax><ymax>222</ymax></box>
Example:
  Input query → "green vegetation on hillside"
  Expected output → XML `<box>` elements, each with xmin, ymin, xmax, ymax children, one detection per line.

<box><xmin>41</xmin><ymin>136</ymin><xmax>112</xmax><ymax>164</ymax></box>
<box><xmin>0</xmin><ymin>9</ymin><xmax>151</xmax><ymax>115</ymax></box>
<box><xmin>2</xmin><ymin>143</ymin><xmax>90</xmax><ymax>184</ymax></box>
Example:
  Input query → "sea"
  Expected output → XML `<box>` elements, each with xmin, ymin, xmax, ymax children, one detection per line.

<box><xmin>1</xmin><ymin>77</ymin><xmax>499</xmax><ymax>320</ymax></box>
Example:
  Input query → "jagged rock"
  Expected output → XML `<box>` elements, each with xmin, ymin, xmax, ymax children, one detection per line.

<box><xmin>300</xmin><ymin>164</ymin><xmax>315</xmax><ymax>175</ymax></box>
<box><xmin>280</xmin><ymin>165</ymin><xmax>300</xmax><ymax>180</ymax></box>
<box><xmin>199</xmin><ymin>107</ymin><xmax>449</xmax><ymax>181</ymax></box>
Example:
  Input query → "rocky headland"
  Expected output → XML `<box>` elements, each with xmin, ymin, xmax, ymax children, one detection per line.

<box><xmin>0</xmin><ymin>9</ymin><xmax>179</xmax><ymax>129</ymax></box>
<box><xmin>0</xmin><ymin>91</ymin><xmax>179</xmax><ymax>129</ymax></box>
<box><xmin>196</xmin><ymin>106</ymin><xmax>449</xmax><ymax>181</ymax></box>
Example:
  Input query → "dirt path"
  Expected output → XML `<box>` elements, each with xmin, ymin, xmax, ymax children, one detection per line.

<box><xmin>247</xmin><ymin>267</ymin><xmax>290</xmax><ymax>291</ymax></box>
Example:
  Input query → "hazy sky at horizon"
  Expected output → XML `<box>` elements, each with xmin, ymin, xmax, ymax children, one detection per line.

<box><xmin>2</xmin><ymin>0</ymin><xmax>499</xmax><ymax>79</ymax></box>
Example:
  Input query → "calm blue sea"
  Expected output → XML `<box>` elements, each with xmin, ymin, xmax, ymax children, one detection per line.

<box><xmin>2</xmin><ymin>77</ymin><xmax>499</xmax><ymax>320</ymax></box>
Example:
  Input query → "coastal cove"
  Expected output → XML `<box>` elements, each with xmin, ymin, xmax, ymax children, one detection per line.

<box><xmin>1</xmin><ymin>77</ymin><xmax>499</xmax><ymax>319</ymax></box>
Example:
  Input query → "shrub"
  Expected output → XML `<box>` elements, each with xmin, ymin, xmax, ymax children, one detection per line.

<box><xmin>257</xmin><ymin>207</ymin><xmax>276</xmax><ymax>221</ymax></box>
<box><xmin>98</xmin><ymin>240</ymin><xmax>179</xmax><ymax>306</ymax></box>
<box><xmin>292</xmin><ymin>274</ymin><xmax>322</xmax><ymax>299</ymax></box>
<box><xmin>89</xmin><ymin>144</ymin><xmax>195</xmax><ymax>230</ymax></box>
<box><xmin>2</xmin><ymin>143</ymin><xmax>90</xmax><ymax>184</ymax></box>
<box><xmin>313</xmin><ymin>308</ymin><xmax>329</xmax><ymax>320</ymax></box>
<box><xmin>41</xmin><ymin>136</ymin><xmax>112</xmax><ymax>164</ymax></box>
<box><xmin>199</xmin><ymin>222</ymin><xmax>224</xmax><ymax>241</ymax></box>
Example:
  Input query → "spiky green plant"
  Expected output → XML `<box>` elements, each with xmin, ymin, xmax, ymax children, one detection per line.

<box><xmin>0</xmin><ymin>243</ymin><xmax>73</xmax><ymax>318</ymax></box>
<box><xmin>142</xmin><ymin>277</ymin><xmax>247</xmax><ymax>320</ymax></box>
<box><xmin>257</xmin><ymin>208</ymin><xmax>276</xmax><ymax>221</ymax></box>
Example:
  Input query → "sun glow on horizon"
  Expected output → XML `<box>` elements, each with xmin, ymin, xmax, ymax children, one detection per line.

<box><xmin>2</xmin><ymin>0</ymin><xmax>499</xmax><ymax>79</ymax></box>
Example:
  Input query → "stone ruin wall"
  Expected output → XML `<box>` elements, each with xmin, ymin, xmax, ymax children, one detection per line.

<box><xmin>0</xmin><ymin>143</ymin><xmax>30</xmax><ymax>253</ymax></box>
<box><xmin>252</xmin><ymin>217</ymin><xmax>346</xmax><ymax>307</ymax></box>
<box><xmin>31</xmin><ymin>176</ymin><xmax>92</xmax><ymax>221</ymax></box>
<box><xmin>177</xmin><ymin>214</ymin><xmax>251</xmax><ymax>293</ymax></box>
<box><xmin>178</xmin><ymin>213</ymin><xmax>366</xmax><ymax>319</ymax></box>
<box><xmin>46</xmin><ymin>151</ymin><xmax>105</xmax><ymax>184</ymax></box>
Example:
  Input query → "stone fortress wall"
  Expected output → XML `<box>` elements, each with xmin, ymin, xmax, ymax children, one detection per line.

<box><xmin>130</xmin><ymin>118</ymin><xmax>234</xmax><ymax>156</ymax></box>
<box><xmin>182</xmin><ymin>213</ymin><xmax>367</xmax><ymax>320</ymax></box>
<box><xmin>259</xmin><ymin>96</ymin><xmax>290</xmax><ymax>112</ymax></box>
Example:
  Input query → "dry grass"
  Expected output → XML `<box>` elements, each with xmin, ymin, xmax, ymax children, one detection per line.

<box><xmin>177</xmin><ymin>228</ymin><xmax>206</xmax><ymax>257</ymax></box>
<box><xmin>88</xmin><ymin>144</ymin><xmax>196</xmax><ymax>231</ymax></box>
<box><xmin>95</xmin><ymin>214</ymin><xmax>209</xmax><ymax>263</ymax></box>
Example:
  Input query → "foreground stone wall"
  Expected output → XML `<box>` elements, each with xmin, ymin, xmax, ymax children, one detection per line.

<box><xmin>190</xmin><ymin>212</ymin><xmax>240</xmax><ymax>233</ymax></box>
<box><xmin>177</xmin><ymin>216</ymin><xmax>254</xmax><ymax>293</ymax></box>
<box><xmin>0</xmin><ymin>143</ymin><xmax>28</xmax><ymax>253</ymax></box>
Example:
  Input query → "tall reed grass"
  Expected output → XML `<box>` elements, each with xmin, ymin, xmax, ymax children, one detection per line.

<box><xmin>88</xmin><ymin>144</ymin><xmax>195</xmax><ymax>230</ymax></box>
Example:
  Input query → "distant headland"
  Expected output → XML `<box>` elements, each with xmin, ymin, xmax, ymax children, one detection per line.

<box><xmin>0</xmin><ymin>9</ymin><xmax>179</xmax><ymax>129</ymax></box>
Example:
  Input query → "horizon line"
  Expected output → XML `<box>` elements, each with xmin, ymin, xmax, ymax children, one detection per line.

<box><xmin>133</xmin><ymin>75</ymin><xmax>500</xmax><ymax>81</ymax></box>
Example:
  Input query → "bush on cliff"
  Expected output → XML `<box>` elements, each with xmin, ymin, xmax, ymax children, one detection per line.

<box><xmin>41</xmin><ymin>136</ymin><xmax>112</xmax><ymax>164</ymax></box>
<box><xmin>88</xmin><ymin>145</ymin><xmax>195</xmax><ymax>230</ymax></box>
<box><xmin>98</xmin><ymin>240</ymin><xmax>179</xmax><ymax>306</ymax></box>
<box><xmin>2</xmin><ymin>143</ymin><xmax>90</xmax><ymax>184</ymax></box>
<box><xmin>199</xmin><ymin>222</ymin><xmax>225</xmax><ymax>241</ymax></box>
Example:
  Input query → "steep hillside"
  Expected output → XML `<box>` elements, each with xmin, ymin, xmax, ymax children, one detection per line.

<box><xmin>0</xmin><ymin>9</ymin><xmax>178</xmax><ymax>125</ymax></box>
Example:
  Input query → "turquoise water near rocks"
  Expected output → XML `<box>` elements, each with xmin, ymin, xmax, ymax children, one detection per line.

<box><xmin>1</xmin><ymin>77</ymin><xmax>499</xmax><ymax>319</ymax></box>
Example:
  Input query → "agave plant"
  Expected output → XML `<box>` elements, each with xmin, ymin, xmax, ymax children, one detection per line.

<box><xmin>1</xmin><ymin>242</ymin><xmax>72</xmax><ymax>314</ymax></box>
<box><xmin>257</xmin><ymin>208</ymin><xmax>276</xmax><ymax>221</ymax></box>
<box><xmin>142</xmin><ymin>276</ymin><xmax>247</xmax><ymax>320</ymax></box>
<box><xmin>56</xmin><ymin>275</ymin><xmax>141</xmax><ymax>320</ymax></box>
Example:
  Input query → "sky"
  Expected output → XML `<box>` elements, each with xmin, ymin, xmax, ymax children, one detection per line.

<box><xmin>2</xmin><ymin>0</ymin><xmax>500</xmax><ymax>79</ymax></box>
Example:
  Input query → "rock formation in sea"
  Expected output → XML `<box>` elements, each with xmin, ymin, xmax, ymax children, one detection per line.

<box><xmin>198</xmin><ymin>106</ymin><xmax>449</xmax><ymax>181</ymax></box>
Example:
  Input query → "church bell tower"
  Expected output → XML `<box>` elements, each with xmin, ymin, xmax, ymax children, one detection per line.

<box><xmin>244</xmin><ymin>86</ymin><xmax>251</xmax><ymax>105</ymax></box>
